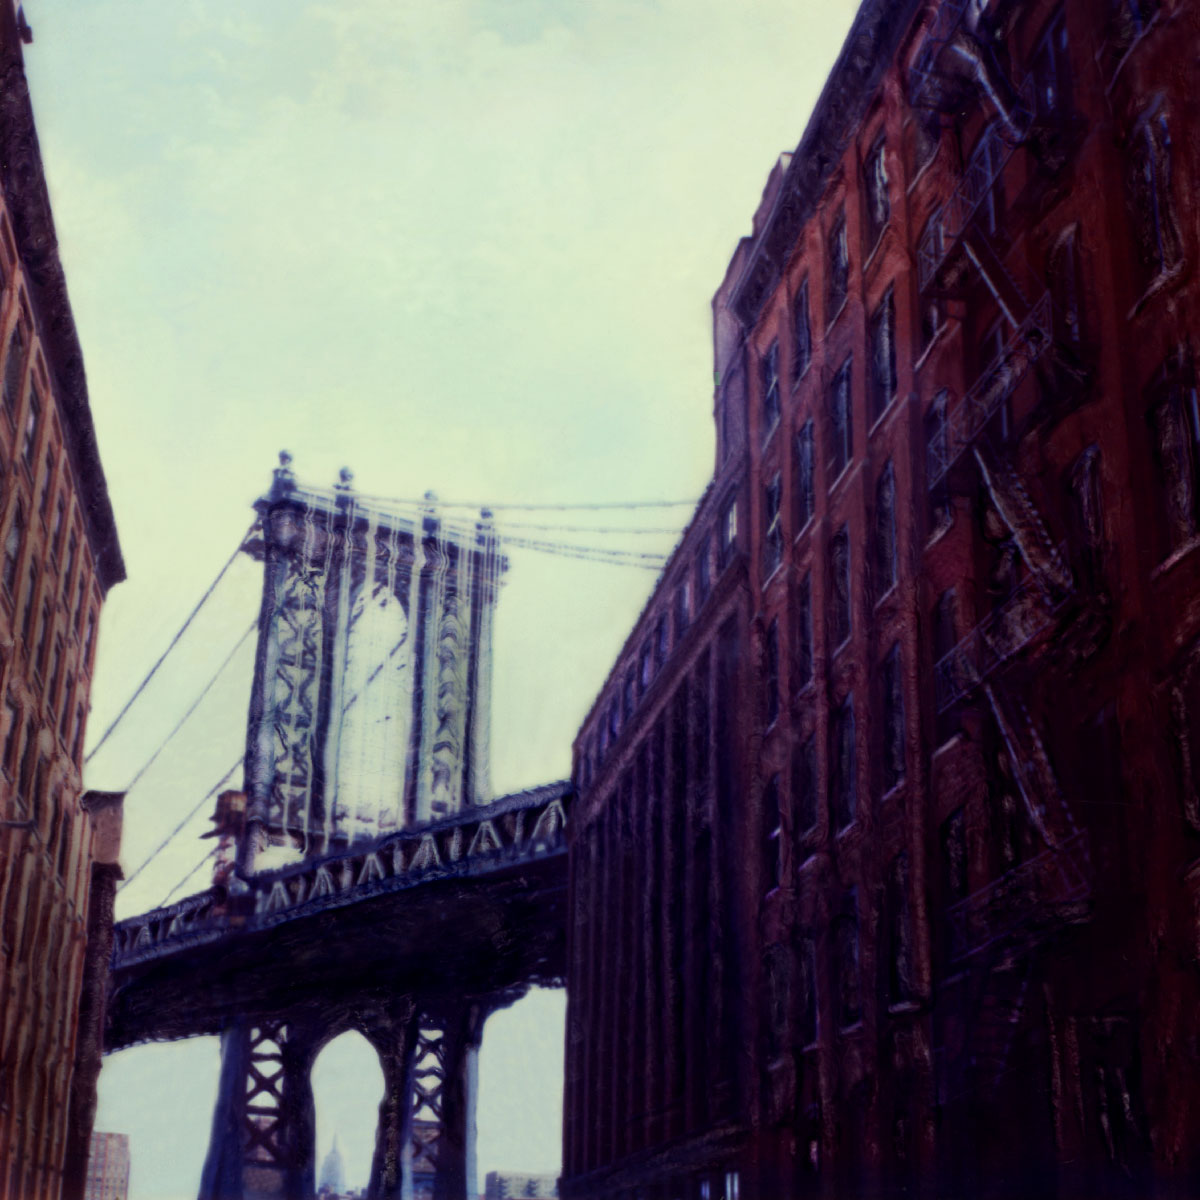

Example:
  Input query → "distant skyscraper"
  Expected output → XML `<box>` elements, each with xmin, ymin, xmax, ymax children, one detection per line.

<box><xmin>318</xmin><ymin>1135</ymin><xmax>345</xmax><ymax>1195</ymax></box>
<box><xmin>484</xmin><ymin>1171</ymin><xmax>557</xmax><ymax>1199</ymax></box>
<box><xmin>82</xmin><ymin>1133</ymin><xmax>129</xmax><ymax>1200</ymax></box>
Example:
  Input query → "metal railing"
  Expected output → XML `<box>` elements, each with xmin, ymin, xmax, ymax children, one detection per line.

<box><xmin>925</xmin><ymin>291</ymin><xmax>1053</xmax><ymax>491</ymax></box>
<box><xmin>933</xmin><ymin>552</ymin><xmax>1068</xmax><ymax>711</ymax></box>
<box><xmin>947</xmin><ymin>830</ymin><xmax>1090</xmax><ymax>961</ymax></box>
<box><xmin>112</xmin><ymin>783</ymin><xmax>572</xmax><ymax>970</ymax></box>
<box><xmin>908</xmin><ymin>0</ymin><xmax>974</xmax><ymax>113</ymax></box>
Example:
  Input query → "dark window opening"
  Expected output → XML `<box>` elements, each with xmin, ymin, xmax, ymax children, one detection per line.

<box><xmin>695</xmin><ymin>541</ymin><xmax>712</xmax><ymax>609</ymax></box>
<box><xmin>795</xmin><ymin>572</ymin><xmax>813</xmax><ymax>690</ymax></box>
<box><xmin>1128</xmin><ymin>105</ymin><xmax>1182</xmax><ymax>284</ymax></box>
<box><xmin>794</xmin><ymin>419</ymin><xmax>815</xmax><ymax>532</ymax></box>
<box><xmin>874</xmin><ymin>461</ymin><xmax>898</xmax><ymax>599</ymax></box>
<box><xmin>792</xmin><ymin>279</ymin><xmax>811</xmax><ymax>383</ymax></box>
<box><xmin>761</xmin><ymin>341</ymin><xmax>780</xmax><ymax>437</ymax></box>
<box><xmin>832</xmin><ymin>694</ymin><xmax>856</xmax><ymax>830</ymax></box>
<box><xmin>887</xmin><ymin>853</ymin><xmax>913</xmax><ymax>1005</ymax></box>
<box><xmin>924</xmin><ymin>389</ymin><xmax>952</xmax><ymax>534</ymax></box>
<box><xmin>763</xmin><ymin>472</ymin><xmax>783</xmax><ymax>578</ymax></box>
<box><xmin>2</xmin><ymin>500</ymin><xmax>24</xmax><ymax>594</ymax></box>
<box><xmin>827</xmin><ymin>210</ymin><xmax>849</xmax><ymax>319</ymax></box>
<box><xmin>719</xmin><ymin>495</ymin><xmax>738</xmax><ymax>568</ymax></box>
<box><xmin>833</xmin><ymin>893</ymin><xmax>861</xmax><ymax>1027</ymax></box>
<box><xmin>1031</xmin><ymin>10</ymin><xmax>1071</xmax><ymax>122</ymax></box>
<box><xmin>21</xmin><ymin>390</ymin><xmax>40</xmax><ymax>467</ymax></box>
<box><xmin>828</xmin><ymin>358</ymin><xmax>852</xmax><ymax>481</ymax></box>
<box><xmin>797</xmin><ymin>934</ymin><xmax>817</xmax><ymax>1046</ymax></box>
<box><xmin>763</xmin><ymin>774</ymin><xmax>782</xmax><ymax>891</ymax></box>
<box><xmin>2</xmin><ymin>323</ymin><xmax>25</xmax><ymax>418</ymax></box>
<box><xmin>1149</xmin><ymin>359</ymin><xmax>1200</xmax><ymax>552</ymax></box>
<box><xmin>863</xmin><ymin>136</ymin><xmax>890</xmax><ymax>249</ymax></box>
<box><xmin>828</xmin><ymin>525</ymin><xmax>851</xmax><ymax>649</ymax></box>
<box><xmin>675</xmin><ymin>580</ymin><xmax>690</xmax><ymax>642</ymax></box>
<box><xmin>764</xmin><ymin>619</ymin><xmax>780</xmax><ymax>728</ymax></box>
<box><xmin>869</xmin><ymin>288</ymin><xmax>896</xmax><ymax>421</ymax></box>
<box><xmin>794</xmin><ymin>733</ymin><xmax>817</xmax><ymax>835</ymax></box>
<box><xmin>881</xmin><ymin>643</ymin><xmax>906</xmax><ymax>794</ymax></box>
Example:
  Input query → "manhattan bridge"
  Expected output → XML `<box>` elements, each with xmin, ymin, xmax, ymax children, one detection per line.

<box><xmin>103</xmin><ymin>455</ymin><xmax>578</xmax><ymax>1200</ymax></box>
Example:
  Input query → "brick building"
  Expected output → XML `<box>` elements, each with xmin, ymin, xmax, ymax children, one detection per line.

<box><xmin>0</xmin><ymin>2</ymin><xmax>125</xmax><ymax>1199</ymax></box>
<box><xmin>81</xmin><ymin>1134</ymin><xmax>127</xmax><ymax>1200</ymax></box>
<box><xmin>563</xmin><ymin>0</ymin><xmax>1200</xmax><ymax>1196</ymax></box>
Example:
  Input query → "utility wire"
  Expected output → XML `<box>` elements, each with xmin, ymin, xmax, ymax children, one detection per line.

<box><xmin>298</xmin><ymin>484</ymin><xmax>699</xmax><ymax>513</ymax></box>
<box><xmin>157</xmin><ymin>846</ymin><xmax>218</xmax><ymax>907</ymax></box>
<box><xmin>117</xmin><ymin>755</ymin><xmax>242</xmax><ymax>893</ymax></box>
<box><xmin>122</xmin><ymin>621</ymin><xmax>257</xmax><ymax>797</ymax></box>
<box><xmin>85</xmin><ymin>520</ymin><xmax>259</xmax><ymax>766</ymax></box>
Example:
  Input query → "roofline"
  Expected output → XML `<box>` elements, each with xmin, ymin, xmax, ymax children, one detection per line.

<box><xmin>728</xmin><ymin>0</ymin><xmax>924</xmax><ymax>329</ymax></box>
<box><xmin>0</xmin><ymin>10</ymin><xmax>125</xmax><ymax>592</ymax></box>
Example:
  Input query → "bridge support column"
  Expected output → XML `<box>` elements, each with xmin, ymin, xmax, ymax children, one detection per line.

<box><xmin>199</xmin><ymin>1017</ymin><xmax>318</xmax><ymax>1200</ymax></box>
<box><xmin>429</xmin><ymin>1002</ymin><xmax>486</xmax><ymax>1200</ymax></box>
<box><xmin>364</xmin><ymin>998</ymin><xmax>419</xmax><ymax>1200</ymax></box>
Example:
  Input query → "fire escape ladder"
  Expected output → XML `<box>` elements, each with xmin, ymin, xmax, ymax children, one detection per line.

<box><xmin>973</xmin><ymin>443</ymin><xmax>1074</xmax><ymax>602</ymax></box>
<box><xmin>983</xmin><ymin>682</ymin><xmax>1079</xmax><ymax>847</ymax></box>
<box><xmin>962</xmin><ymin>234</ymin><xmax>1031</xmax><ymax>330</ymax></box>
<box><xmin>970</xmin><ymin>958</ymin><xmax>1033</xmax><ymax>1092</ymax></box>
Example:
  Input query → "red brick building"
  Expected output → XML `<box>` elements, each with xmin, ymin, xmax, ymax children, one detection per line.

<box><xmin>563</xmin><ymin>0</ymin><xmax>1200</xmax><ymax>1196</ymax></box>
<box><xmin>0</xmin><ymin>3</ymin><xmax>125</xmax><ymax>1198</ymax></box>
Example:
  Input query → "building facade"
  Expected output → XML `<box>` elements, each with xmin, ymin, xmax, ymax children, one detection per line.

<box><xmin>0</xmin><ymin>3</ymin><xmax>125</xmax><ymax>1199</ymax></box>
<box><xmin>80</xmin><ymin>1134</ymin><xmax>127</xmax><ymax>1200</ymax></box>
<box><xmin>563</xmin><ymin>0</ymin><xmax>1200</xmax><ymax>1196</ymax></box>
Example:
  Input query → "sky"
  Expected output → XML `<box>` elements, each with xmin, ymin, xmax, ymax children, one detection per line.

<box><xmin>21</xmin><ymin>0</ymin><xmax>858</xmax><ymax>1194</ymax></box>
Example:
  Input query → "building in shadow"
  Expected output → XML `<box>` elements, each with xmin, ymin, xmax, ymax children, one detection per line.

<box><xmin>561</xmin><ymin>0</ymin><xmax>1200</xmax><ymax>1196</ymax></box>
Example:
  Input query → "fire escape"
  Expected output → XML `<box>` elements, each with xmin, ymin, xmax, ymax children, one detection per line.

<box><xmin>911</xmin><ymin>0</ymin><xmax>1094</xmax><ymax>1095</ymax></box>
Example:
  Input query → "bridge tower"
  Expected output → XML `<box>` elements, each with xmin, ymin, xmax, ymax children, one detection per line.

<box><xmin>200</xmin><ymin>455</ymin><xmax>508</xmax><ymax>1200</ymax></box>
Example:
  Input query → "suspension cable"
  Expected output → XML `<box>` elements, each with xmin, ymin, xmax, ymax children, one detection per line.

<box><xmin>157</xmin><ymin>846</ymin><xmax>218</xmax><ymax>907</ymax></box>
<box><xmin>85</xmin><ymin>520</ymin><xmax>259</xmax><ymax>766</ymax></box>
<box><xmin>117</xmin><ymin>755</ymin><xmax>242</xmax><ymax>893</ymax></box>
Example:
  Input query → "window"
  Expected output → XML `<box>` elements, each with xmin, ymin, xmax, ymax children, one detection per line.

<box><xmin>59</xmin><ymin>671</ymin><xmax>73</xmax><ymax>739</ymax></box>
<box><xmin>719</xmin><ymin>494</ymin><xmax>738</xmax><ymax>567</ymax></box>
<box><xmin>924</xmin><ymin>390</ymin><xmax>952</xmax><ymax>533</ymax></box>
<box><xmin>828</xmin><ymin>525</ymin><xmax>851</xmax><ymax>649</ymax></box>
<box><xmin>21</xmin><ymin>389</ymin><xmax>39</xmax><ymax>466</ymax></box>
<box><xmin>761</xmin><ymin>340</ymin><xmax>780</xmax><ymax>437</ymax></box>
<box><xmin>639</xmin><ymin>640</ymin><xmax>654</xmax><ymax>692</ymax></box>
<box><xmin>863</xmin><ymin>136</ymin><xmax>890</xmax><ymax>248</ymax></box>
<box><xmin>2</xmin><ymin>500</ymin><xmax>23</xmax><ymax>593</ymax></box>
<box><xmin>35</xmin><ymin>600</ymin><xmax>52</xmax><ymax>675</ymax></box>
<box><xmin>828</xmin><ymin>358</ymin><xmax>852</xmax><ymax>481</ymax></box>
<box><xmin>833</xmin><ymin>893</ymin><xmax>861</xmax><ymax>1027</ymax></box>
<box><xmin>1149</xmin><ymin>362</ymin><xmax>1200</xmax><ymax>550</ymax></box>
<box><xmin>827</xmin><ymin>209</ymin><xmax>849</xmax><ymax>319</ymax></box>
<box><xmin>881</xmin><ymin>643</ymin><xmax>905</xmax><ymax>793</ymax></box>
<box><xmin>941</xmin><ymin>807</ymin><xmax>968</xmax><ymax>905</ymax></box>
<box><xmin>764</xmin><ymin>619</ymin><xmax>780</xmax><ymax>727</ymax></box>
<box><xmin>797</xmin><ymin>934</ymin><xmax>817</xmax><ymax>1045</ymax></box>
<box><xmin>794</xmin><ymin>419</ymin><xmax>815</xmax><ymax>531</ymax></box>
<box><xmin>763</xmin><ymin>472</ymin><xmax>783</xmax><ymax>578</ymax></box>
<box><xmin>18</xmin><ymin>720</ymin><xmax>36</xmax><ymax>803</ymax></box>
<box><xmin>792</xmin><ymin>279</ymin><xmax>811</xmax><ymax>383</ymax></box>
<box><xmin>3</xmin><ymin>696</ymin><xmax>19</xmax><ymax>775</ymax></box>
<box><xmin>607</xmin><ymin>698</ymin><xmax>620</xmax><ymax>744</ymax></box>
<box><xmin>874</xmin><ymin>462</ymin><xmax>898</xmax><ymax>599</ymax></box>
<box><xmin>919</xmin><ymin>213</ymin><xmax>945</xmax><ymax>337</ymax></box>
<box><xmin>795</xmin><ymin>572</ymin><xmax>812</xmax><ymax>689</ymax></box>
<box><xmin>38</xmin><ymin>453</ymin><xmax>54</xmax><ymax>516</ymax></box>
<box><xmin>674</xmin><ymin>579</ymin><xmax>690</xmax><ymax>641</ymax></box>
<box><xmin>887</xmin><ymin>854</ymin><xmax>913</xmax><ymax>1005</ymax></box>
<box><xmin>831</xmin><ymin>694</ymin><xmax>856</xmax><ymax>830</ymax></box>
<box><xmin>622</xmin><ymin>669</ymin><xmax>635</xmax><ymax>723</ymax></box>
<box><xmin>1031</xmin><ymin>10</ymin><xmax>1071</xmax><ymax>121</ymax></box>
<box><xmin>794</xmin><ymin>732</ymin><xmax>817</xmax><ymax>834</ymax></box>
<box><xmin>20</xmin><ymin>564</ymin><xmax>35</xmax><ymax>642</ymax></box>
<box><xmin>869</xmin><ymin>288</ymin><xmax>896</xmax><ymax>421</ymax></box>
<box><xmin>72</xmin><ymin>704</ymin><xmax>85</xmax><ymax>764</ymax></box>
<box><xmin>2</xmin><ymin>322</ymin><xmax>25</xmax><ymax>418</ymax></box>
<box><xmin>695</xmin><ymin>541</ymin><xmax>711</xmax><ymax>608</ymax></box>
<box><xmin>48</xmin><ymin>640</ymin><xmax>63</xmax><ymax>707</ymax></box>
<box><xmin>762</xmin><ymin>773</ymin><xmax>781</xmax><ymax>890</ymax></box>
<box><xmin>1048</xmin><ymin>226</ymin><xmax>1084</xmax><ymax>349</ymax></box>
<box><xmin>1069</xmin><ymin>444</ymin><xmax>1104</xmax><ymax>587</ymax></box>
<box><xmin>64</xmin><ymin>532</ymin><xmax>78</xmax><ymax>595</ymax></box>
<box><xmin>84</xmin><ymin>611</ymin><xmax>96</xmax><ymax>666</ymax></box>
<box><xmin>1129</xmin><ymin>103</ymin><xmax>1182</xmax><ymax>284</ymax></box>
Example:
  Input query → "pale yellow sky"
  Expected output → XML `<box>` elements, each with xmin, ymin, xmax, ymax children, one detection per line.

<box><xmin>22</xmin><ymin>0</ymin><xmax>860</xmax><ymax>1191</ymax></box>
